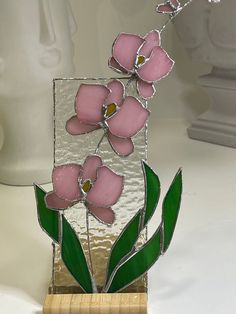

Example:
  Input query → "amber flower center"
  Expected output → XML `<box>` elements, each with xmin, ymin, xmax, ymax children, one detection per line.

<box><xmin>136</xmin><ymin>55</ymin><xmax>146</xmax><ymax>67</ymax></box>
<box><xmin>81</xmin><ymin>179</ymin><xmax>92</xmax><ymax>194</ymax></box>
<box><xmin>104</xmin><ymin>103</ymin><xmax>118</xmax><ymax>119</ymax></box>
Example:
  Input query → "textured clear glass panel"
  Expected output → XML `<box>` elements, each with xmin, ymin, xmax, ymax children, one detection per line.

<box><xmin>51</xmin><ymin>78</ymin><xmax>148</xmax><ymax>294</ymax></box>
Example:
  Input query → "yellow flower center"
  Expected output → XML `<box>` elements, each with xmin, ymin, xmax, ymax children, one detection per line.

<box><xmin>104</xmin><ymin>103</ymin><xmax>117</xmax><ymax>118</ymax></box>
<box><xmin>81</xmin><ymin>180</ymin><xmax>92</xmax><ymax>194</ymax></box>
<box><xmin>136</xmin><ymin>55</ymin><xmax>146</xmax><ymax>66</ymax></box>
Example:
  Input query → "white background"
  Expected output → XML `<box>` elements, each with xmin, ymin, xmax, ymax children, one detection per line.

<box><xmin>0</xmin><ymin>1</ymin><xmax>236</xmax><ymax>313</ymax></box>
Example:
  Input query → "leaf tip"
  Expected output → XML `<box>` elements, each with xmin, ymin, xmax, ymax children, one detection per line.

<box><xmin>141</xmin><ymin>159</ymin><xmax>148</xmax><ymax>167</ymax></box>
<box><xmin>34</xmin><ymin>183</ymin><xmax>46</xmax><ymax>194</ymax></box>
<box><xmin>175</xmin><ymin>168</ymin><xmax>183</xmax><ymax>186</ymax></box>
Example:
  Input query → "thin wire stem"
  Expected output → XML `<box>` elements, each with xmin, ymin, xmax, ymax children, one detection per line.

<box><xmin>70</xmin><ymin>212</ymin><xmax>97</xmax><ymax>292</ymax></box>
<box><xmin>125</xmin><ymin>75</ymin><xmax>135</xmax><ymax>90</ymax></box>
<box><xmin>86</xmin><ymin>211</ymin><xmax>95</xmax><ymax>276</ymax></box>
<box><xmin>94</xmin><ymin>131</ymin><xmax>106</xmax><ymax>154</ymax></box>
<box><xmin>51</xmin><ymin>242</ymin><xmax>56</xmax><ymax>294</ymax></box>
<box><xmin>159</xmin><ymin>0</ymin><xmax>195</xmax><ymax>34</ymax></box>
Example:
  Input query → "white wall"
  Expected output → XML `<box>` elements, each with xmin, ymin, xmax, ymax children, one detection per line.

<box><xmin>69</xmin><ymin>0</ymin><xmax>211</xmax><ymax>121</ymax></box>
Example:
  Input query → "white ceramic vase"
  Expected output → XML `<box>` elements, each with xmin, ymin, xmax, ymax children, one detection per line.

<box><xmin>0</xmin><ymin>0</ymin><xmax>76</xmax><ymax>185</ymax></box>
<box><xmin>174</xmin><ymin>0</ymin><xmax>236</xmax><ymax>148</ymax></box>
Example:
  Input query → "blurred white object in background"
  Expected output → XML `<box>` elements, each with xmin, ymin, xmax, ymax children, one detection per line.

<box><xmin>0</xmin><ymin>0</ymin><xmax>76</xmax><ymax>185</ymax></box>
<box><xmin>174</xmin><ymin>0</ymin><xmax>236</xmax><ymax>148</ymax></box>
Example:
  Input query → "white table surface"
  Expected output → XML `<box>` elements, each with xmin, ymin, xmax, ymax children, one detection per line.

<box><xmin>0</xmin><ymin>119</ymin><xmax>236</xmax><ymax>314</ymax></box>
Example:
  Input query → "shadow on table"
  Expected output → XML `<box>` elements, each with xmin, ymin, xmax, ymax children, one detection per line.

<box><xmin>0</xmin><ymin>185</ymin><xmax>51</xmax><ymax>304</ymax></box>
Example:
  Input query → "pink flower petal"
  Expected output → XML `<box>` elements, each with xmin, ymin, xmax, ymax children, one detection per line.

<box><xmin>107</xmin><ymin>96</ymin><xmax>149</xmax><ymax>138</ymax></box>
<box><xmin>108</xmin><ymin>132</ymin><xmax>134</xmax><ymax>157</ymax></box>
<box><xmin>82</xmin><ymin>155</ymin><xmax>103</xmax><ymax>182</ymax></box>
<box><xmin>137</xmin><ymin>79</ymin><xmax>156</xmax><ymax>99</ymax></box>
<box><xmin>170</xmin><ymin>0</ymin><xmax>180</xmax><ymax>9</ymax></box>
<box><xmin>108</xmin><ymin>57</ymin><xmax>128</xmax><ymax>74</ymax></box>
<box><xmin>66</xmin><ymin>116</ymin><xmax>100</xmax><ymax>135</ymax></box>
<box><xmin>105</xmin><ymin>79</ymin><xmax>124</xmax><ymax>107</ymax></box>
<box><xmin>87</xmin><ymin>204</ymin><xmax>115</xmax><ymax>225</ymax></box>
<box><xmin>75</xmin><ymin>84</ymin><xmax>110</xmax><ymax>125</ymax></box>
<box><xmin>52</xmin><ymin>164</ymin><xmax>82</xmax><ymax>202</ymax></box>
<box><xmin>138</xmin><ymin>30</ymin><xmax>161</xmax><ymax>58</ymax></box>
<box><xmin>45</xmin><ymin>192</ymin><xmax>74</xmax><ymax>210</ymax></box>
<box><xmin>86</xmin><ymin>166</ymin><xmax>124</xmax><ymax>208</ymax></box>
<box><xmin>112</xmin><ymin>33</ymin><xmax>145</xmax><ymax>71</ymax></box>
<box><xmin>156</xmin><ymin>4</ymin><xmax>175</xmax><ymax>13</ymax></box>
<box><xmin>137</xmin><ymin>46</ymin><xmax>174</xmax><ymax>83</ymax></box>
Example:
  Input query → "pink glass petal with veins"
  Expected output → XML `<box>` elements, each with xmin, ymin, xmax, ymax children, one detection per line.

<box><xmin>52</xmin><ymin>164</ymin><xmax>82</xmax><ymax>202</ymax></box>
<box><xmin>137</xmin><ymin>46</ymin><xmax>174</xmax><ymax>83</ymax></box>
<box><xmin>75</xmin><ymin>84</ymin><xmax>110</xmax><ymax>125</ymax></box>
<box><xmin>66</xmin><ymin>116</ymin><xmax>100</xmax><ymax>135</ymax></box>
<box><xmin>45</xmin><ymin>192</ymin><xmax>74</xmax><ymax>210</ymax></box>
<box><xmin>105</xmin><ymin>79</ymin><xmax>124</xmax><ymax>107</ymax></box>
<box><xmin>137</xmin><ymin>79</ymin><xmax>156</xmax><ymax>99</ymax></box>
<box><xmin>139</xmin><ymin>30</ymin><xmax>161</xmax><ymax>58</ymax></box>
<box><xmin>82</xmin><ymin>155</ymin><xmax>103</xmax><ymax>182</ymax></box>
<box><xmin>112</xmin><ymin>33</ymin><xmax>145</xmax><ymax>71</ymax></box>
<box><xmin>107</xmin><ymin>96</ymin><xmax>149</xmax><ymax>138</ymax></box>
<box><xmin>86</xmin><ymin>166</ymin><xmax>124</xmax><ymax>208</ymax></box>
<box><xmin>157</xmin><ymin>4</ymin><xmax>175</xmax><ymax>13</ymax></box>
<box><xmin>108</xmin><ymin>57</ymin><xmax>129</xmax><ymax>74</ymax></box>
<box><xmin>87</xmin><ymin>204</ymin><xmax>115</xmax><ymax>225</ymax></box>
<box><xmin>108</xmin><ymin>132</ymin><xmax>134</xmax><ymax>157</ymax></box>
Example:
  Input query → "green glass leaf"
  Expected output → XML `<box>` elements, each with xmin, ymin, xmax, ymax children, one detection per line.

<box><xmin>104</xmin><ymin>166</ymin><xmax>182</xmax><ymax>293</ymax></box>
<box><xmin>142</xmin><ymin>161</ymin><xmax>161</xmax><ymax>227</ymax></box>
<box><xmin>162</xmin><ymin>169</ymin><xmax>182</xmax><ymax>253</ymax></box>
<box><xmin>106</xmin><ymin>210</ymin><xmax>142</xmax><ymax>282</ymax></box>
<box><xmin>34</xmin><ymin>184</ymin><xmax>59</xmax><ymax>243</ymax></box>
<box><xmin>106</xmin><ymin>225</ymin><xmax>162</xmax><ymax>293</ymax></box>
<box><xmin>61</xmin><ymin>215</ymin><xmax>95</xmax><ymax>293</ymax></box>
<box><xmin>105</xmin><ymin>161</ymin><xmax>161</xmax><ymax>286</ymax></box>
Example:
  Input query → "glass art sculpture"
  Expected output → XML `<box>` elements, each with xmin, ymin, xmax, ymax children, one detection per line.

<box><xmin>33</xmin><ymin>0</ymin><xmax>216</xmax><ymax>310</ymax></box>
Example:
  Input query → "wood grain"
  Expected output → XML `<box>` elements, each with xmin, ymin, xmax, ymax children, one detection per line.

<box><xmin>43</xmin><ymin>293</ymin><xmax>147</xmax><ymax>314</ymax></box>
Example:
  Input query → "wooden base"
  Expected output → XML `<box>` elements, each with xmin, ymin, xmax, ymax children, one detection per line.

<box><xmin>43</xmin><ymin>293</ymin><xmax>147</xmax><ymax>314</ymax></box>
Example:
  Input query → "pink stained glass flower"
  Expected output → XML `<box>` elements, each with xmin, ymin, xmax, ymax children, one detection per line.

<box><xmin>45</xmin><ymin>155</ymin><xmax>124</xmax><ymax>225</ymax></box>
<box><xmin>108</xmin><ymin>30</ymin><xmax>174</xmax><ymax>100</ymax></box>
<box><xmin>66</xmin><ymin>79</ymin><xmax>150</xmax><ymax>157</ymax></box>
<box><xmin>156</xmin><ymin>0</ymin><xmax>181</xmax><ymax>15</ymax></box>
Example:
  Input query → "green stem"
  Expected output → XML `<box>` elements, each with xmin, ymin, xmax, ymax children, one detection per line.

<box><xmin>86</xmin><ymin>211</ymin><xmax>94</xmax><ymax>276</ymax></box>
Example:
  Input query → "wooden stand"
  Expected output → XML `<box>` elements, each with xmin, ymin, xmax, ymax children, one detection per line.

<box><xmin>43</xmin><ymin>293</ymin><xmax>147</xmax><ymax>314</ymax></box>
